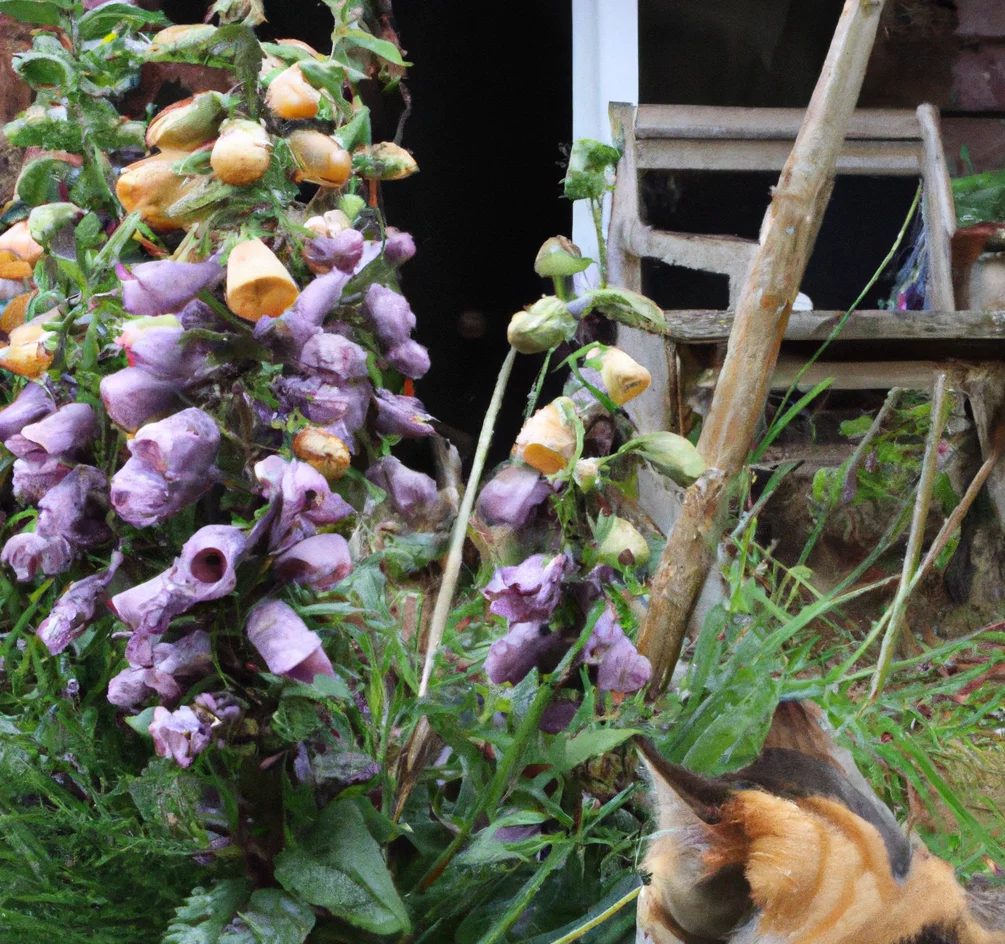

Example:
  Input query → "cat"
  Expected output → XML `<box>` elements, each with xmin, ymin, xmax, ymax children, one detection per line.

<box><xmin>636</xmin><ymin>701</ymin><xmax>1005</xmax><ymax>944</ymax></box>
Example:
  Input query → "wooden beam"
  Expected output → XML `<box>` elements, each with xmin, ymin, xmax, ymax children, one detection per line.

<box><xmin>658</xmin><ymin>308</ymin><xmax>1005</xmax><ymax>343</ymax></box>
<box><xmin>634</xmin><ymin>105</ymin><xmax>922</xmax><ymax>141</ymax></box>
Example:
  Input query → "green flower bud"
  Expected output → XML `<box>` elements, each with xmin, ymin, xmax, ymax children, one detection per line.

<box><xmin>595</xmin><ymin>515</ymin><xmax>650</xmax><ymax>569</ymax></box>
<box><xmin>147</xmin><ymin>24</ymin><xmax>218</xmax><ymax>58</ymax></box>
<box><xmin>534</xmin><ymin>236</ymin><xmax>591</xmax><ymax>278</ymax></box>
<box><xmin>507</xmin><ymin>296</ymin><xmax>577</xmax><ymax>354</ymax></box>
<box><xmin>352</xmin><ymin>141</ymin><xmax>418</xmax><ymax>180</ymax></box>
<box><xmin>573</xmin><ymin>458</ymin><xmax>599</xmax><ymax>492</ymax></box>
<box><xmin>622</xmin><ymin>431</ymin><xmax>705</xmax><ymax>487</ymax></box>
<box><xmin>339</xmin><ymin>194</ymin><xmax>366</xmax><ymax>222</ymax></box>
<box><xmin>146</xmin><ymin>91</ymin><xmax>227</xmax><ymax>151</ymax></box>
<box><xmin>28</xmin><ymin>202</ymin><xmax>81</xmax><ymax>247</ymax></box>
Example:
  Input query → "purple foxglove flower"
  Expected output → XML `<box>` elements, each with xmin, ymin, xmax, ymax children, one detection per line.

<box><xmin>11</xmin><ymin>455</ymin><xmax>71</xmax><ymax>503</ymax></box>
<box><xmin>119</xmin><ymin>255</ymin><xmax>223</xmax><ymax>317</ymax></box>
<box><xmin>386</xmin><ymin>339</ymin><xmax>430</xmax><ymax>379</ymax></box>
<box><xmin>0</xmin><ymin>382</ymin><xmax>54</xmax><ymax>441</ymax></box>
<box><xmin>176</xmin><ymin>298</ymin><xmax>219</xmax><ymax>330</ymax></box>
<box><xmin>255</xmin><ymin>268</ymin><xmax>350</xmax><ymax>349</ymax></box>
<box><xmin>484</xmin><ymin>621</ymin><xmax>567</xmax><ymax>686</ymax></box>
<box><xmin>13</xmin><ymin>402</ymin><xmax>96</xmax><ymax>457</ymax></box>
<box><xmin>274</xmin><ymin>533</ymin><xmax>352</xmax><ymax>590</ymax></box>
<box><xmin>582</xmin><ymin>607</ymin><xmax>651</xmax><ymax>693</ymax></box>
<box><xmin>100</xmin><ymin>367</ymin><xmax>182</xmax><ymax>432</ymax></box>
<box><xmin>366</xmin><ymin>456</ymin><xmax>437</xmax><ymax>518</ymax></box>
<box><xmin>36</xmin><ymin>465</ymin><xmax>112</xmax><ymax>548</ymax></box>
<box><xmin>477</xmin><ymin>463</ymin><xmax>551</xmax><ymax>527</ymax></box>
<box><xmin>303</xmin><ymin>229</ymin><xmax>365</xmax><ymax>274</ymax></box>
<box><xmin>125</xmin><ymin>326</ymin><xmax>209</xmax><ymax>382</ymax></box>
<box><xmin>253</xmin><ymin>456</ymin><xmax>353</xmax><ymax>552</ymax></box>
<box><xmin>111</xmin><ymin>525</ymin><xmax>247</xmax><ymax>657</ymax></box>
<box><xmin>246</xmin><ymin>599</ymin><xmax>335</xmax><ymax>683</ymax></box>
<box><xmin>108</xmin><ymin>629</ymin><xmax>212</xmax><ymax>708</ymax></box>
<box><xmin>149</xmin><ymin>704</ymin><xmax>212</xmax><ymax>767</ymax></box>
<box><xmin>383</xmin><ymin>228</ymin><xmax>416</xmax><ymax>266</ymax></box>
<box><xmin>373</xmin><ymin>388</ymin><xmax>435</xmax><ymax>439</ymax></box>
<box><xmin>1</xmin><ymin>532</ymin><xmax>73</xmax><ymax>581</ymax></box>
<box><xmin>364</xmin><ymin>284</ymin><xmax>416</xmax><ymax>345</ymax></box>
<box><xmin>111</xmin><ymin>408</ymin><xmax>220</xmax><ymax>527</ymax></box>
<box><xmin>483</xmin><ymin>552</ymin><xmax>573</xmax><ymax>623</ymax></box>
<box><xmin>36</xmin><ymin>551</ymin><xmax>123</xmax><ymax>654</ymax></box>
<box><xmin>108</xmin><ymin>666</ymin><xmax>163</xmax><ymax>708</ymax></box>
<box><xmin>299</xmin><ymin>332</ymin><xmax>369</xmax><ymax>382</ymax></box>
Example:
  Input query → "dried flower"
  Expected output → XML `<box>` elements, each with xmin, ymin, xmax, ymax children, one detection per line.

<box><xmin>226</xmin><ymin>238</ymin><xmax>300</xmax><ymax>322</ymax></box>
<box><xmin>288</xmin><ymin>129</ymin><xmax>352</xmax><ymax>187</ymax></box>
<box><xmin>146</xmin><ymin>91</ymin><xmax>227</xmax><ymax>151</ymax></box>
<box><xmin>386</xmin><ymin>339</ymin><xmax>430</xmax><ymax>379</ymax></box>
<box><xmin>507</xmin><ymin>296</ymin><xmax>577</xmax><ymax>354</ymax></box>
<box><xmin>582</xmin><ymin>607</ymin><xmax>651</xmax><ymax>692</ymax></box>
<box><xmin>292</xmin><ymin>427</ymin><xmax>351</xmax><ymax>481</ymax></box>
<box><xmin>595</xmin><ymin>515</ymin><xmax>650</xmax><ymax>569</ymax></box>
<box><xmin>119</xmin><ymin>255</ymin><xmax>224</xmax><ymax>318</ymax></box>
<box><xmin>265</xmin><ymin>64</ymin><xmax>321</xmax><ymax>119</ymax></box>
<box><xmin>100</xmin><ymin>367</ymin><xmax>183</xmax><ymax>432</ymax></box>
<box><xmin>36</xmin><ymin>551</ymin><xmax>123</xmax><ymax>654</ymax></box>
<box><xmin>36</xmin><ymin>465</ymin><xmax>111</xmax><ymax>549</ymax></box>
<box><xmin>1</xmin><ymin>531</ymin><xmax>72</xmax><ymax>581</ymax></box>
<box><xmin>0</xmin><ymin>382</ymin><xmax>54</xmax><ymax>441</ymax></box>
<box><xmin>477</xmin><ymin>462</ymin><xmax>551</xmax><ymax>527</ymax></box>
<box><xmin>149</xmin><ymin>704</ymin><xmax>212</xmax><ymax>767</ymax></box>
<box><xmin>484</xmin><ymin>621</ymin><xmax>567</xmax><ymax>686</ymax></box>
<box><xmin>6</xmin><ymin>403</ymin><xmax>97</xmax><ymax>501</ymax></box>
<box><xmin>373</xmin><ymin>388</ymin><xmax>436</xmax><ymax>439</ymax></box>
<box><xmin>211</xmin><ymin>119</ymin><xmax>273</xmax><ymax>186</ymax></box>
<box><xmin>483</xmin><ymin>552</ymin><xmax>573</xmax><ymax>623</ymax></box>
<box><xmin>0</xmin><ymin>220</ymin><xmax>43</xmax><ymax>265</ymax></box>
<box><xmin>107</xmin><ymin>629</ymin><xmax>212</xmax><ymax>708</ymax></box>
<box><xmin>246</xmin><ymin>599</ymin><xmax>335</xmax><ymax>682</ymax></box>
<box><xmin>0</xmin><ymin>322</ymin><xmax>55</xmax><ymax>378</ymax></box>
<box><xmin>274</xmin><ymin>533</ymin><xmax>352</xmax><ymax>590</ymax></box>
<box><xmin>513</xmin><ymin>397</ymin><xmax>577</xmax><ymax>475</ymax></box>
<box><xmin>364</xmin><ymin>284</ymin><xmax>416</xmax><ymax>345</ymax></box>
<box><xmin>111</xmin><ymin>408</ymin><xmax>220</xmax><ymax>527</ymax></box>
<box><xmin>366</xmin><ymin>455</ymin><xmax>437</xmax><ymax>518</ymax></box>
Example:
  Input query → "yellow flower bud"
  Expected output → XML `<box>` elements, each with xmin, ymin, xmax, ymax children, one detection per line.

<box><xmin>293</xmin><ymin>427</ymin><xmax>351</xmax><ymax>481</ymax></box>
<box><xmin>225</xmin><ymin>238</ymin><xmax>299</xmax><ymax>322</ymax></box>
<box><xmin>0</xmin><ymin>322</ymin><xmax>54</xmax><ymax>378</ymax></box>
<box><xmin>596</xmin><ymin>516</ymin><xmax>651</xmax><ymax>568</ymax></box>
<box><xmin>0</xmin><ymin>291</ymin><xmax>34</xmax><ymax>334</ymax></box>
<box><xmin>146</xmin><ymin>91</ymin><xmax>227</xmax><ymax>152</ymax></box>
<box><xmin>265</xmin><ymin>64</ymin><xmax>321</xmax><ymax>120</ymax></box>
<box><xmin>211</xmin><ymin>119</ymin><xmax>273</xmax><ymax>186</ymax></box>
<box><xmin>115</xmin><ymin>151</ymin><xmax>198</xmax><ymax>232</ymax></box>
<box><xmin>598</xmin><ymin>347</ymin><xmax>651</xmax><ymax>406</ymax></box>
<box><xmin>288</xmin><ymin>130</ymin><xmax>352</xmax><ymax>188</ymax></box>
<box><xmin>513</xmin><ymin>397</ymin><xmax>577</xmax><ymax>475</ymax></box>
<box><xmin>0</xmin><ymin>220</ymin><xmax>43</xmax><ymax>265</ymax></box>
<box><xmin>507</xmin><ymin>296</ymin><xmax>576</xmax><ymax>354</ymax></box>
<box><xmin>353</xmin><ymin>141</ymin><xmax>418</xmax><ymax>180</ymax></box>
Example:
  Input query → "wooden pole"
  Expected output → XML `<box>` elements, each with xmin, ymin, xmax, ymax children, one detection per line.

<box><xmin>637</xmin><ymin>0</ymin><xmax>888</xmax><ymax>693</ymax></box>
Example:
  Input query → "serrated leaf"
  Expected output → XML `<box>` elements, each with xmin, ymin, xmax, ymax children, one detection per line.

<box><xmin>274</xmin><ymin>800</ymin><xmax>410</xmax><ymax>936</ymax></box>
<box><xmin>78</xmin><ymin>2</ymin><xmax>170</xmax><ymax>40</ymax></box>
<box><xmin>162</xmin><ymin>878</ymin><xmax>252</xmax><ymax>944</ymax></box>
<box><xmin>339</xmin><ymin>27</ymin><xmax>409</xmax><ymax>66</ymax></box>
<box><xmin>0</xmin><ymin>0</ymin><xmax>66</xmax><ymax>27</ymax></box>
<box><xmin>549</xmin><ymin>727</ymin><xmax>639</xmax><ymax>773</ymax></box>
<box><xmin>218</xmin><ymin>889</ymin><xmax>315</xmax><ymax>944</ymax></box>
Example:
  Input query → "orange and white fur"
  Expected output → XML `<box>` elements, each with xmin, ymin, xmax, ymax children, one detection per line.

<box><xmin>636</xmin><ymin>701</ymin><xmax>1005</xmax><ymax>944</ymax></box>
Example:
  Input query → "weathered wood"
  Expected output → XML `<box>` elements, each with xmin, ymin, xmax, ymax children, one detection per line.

<box><xmin>638</xmin><ymin>0</ymin><xmax>888</xmax><ymax>694</ymax></box>
<box><xmin>918</xmin><ymin>105</ymin><xmax>957</xmax><ymax>313</ymax></box>
<box><xmin>747</xmin><ymin>356</ymin><xmax>981</xmax><ymax>391</ymax></box>
<box><xmin>635</xmin><ymin>104</ymin><xmax>922</xmax><ymax>141</ymax></box>
<box><xmin>635</xmin><ymin>138</ymin><xmax>921</xmax><ymax>174</ymax></box>
<box><xmin>657</xmin><ymin>308</ymin><xmax>1005</xmax><ymax>343</ymax></box>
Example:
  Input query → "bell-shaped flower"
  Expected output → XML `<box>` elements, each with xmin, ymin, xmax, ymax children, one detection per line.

<box><xmin>107</xmin><ymin>629</ymin><xmax>212</xmax><ymax>708</ymax></box>
<box><xmin>6</xmin><ymin>403</ymin><xmax>98</xmax><ymax>502</ymax></box>
<box><xmin>298</xmin><ymin>332</ymin><xmax>369</xmax><ymax>382</ymax></box>
<box><xmin>386</xmin><ymin>339</ymin><xmax>430</xmax><ymax>379</ymax></box>
<box><xmin>254</xmin><ymin>267</ymin><xmax>349</xmax><ymax>350</ymax></box>
<box><xmin>1</xmin><ymin>531</ymin><xmax>72</xmax><ymax>581</ymax></box>
<box><xmin>111</xmin><ymin>408</ymin><xmax>220</xmax><ymax>527</ymax></box>
<box><xmin>483</xmin><ymin>552</ymin><xmax>573</xmax><ymax>624</ymax></box>
<box><xmin>118</xmin><ymin>255</ymin><xmax>224</xmax><ymax>318</ymax></box>
<box><xmin>366</xmin><ymin>456</ymin><xmax>437</xmax><ymax>518</ymax></box>
<box><xmin>373</xmin><ymin>388</ymin><xmax>435</xmax><ymax>439</ymax></box>
<box><xmin>246</xmin><ymin>599</ymin><xmax>335</xmax><ymax>683</ymax></box>
<box><xmin>364</xmin><ymin>284</ymin><xmax>416</xmax><ymax>346</ymax></box>
<box><xmin>0</xmin><ymin>382</ymin><xmax>54</xmax><ymax>441</ymax></box>
<box><xmin>484</xmin><ymin>621</ymin><xmax>568</xmax><ymax>686</ymax></box>
<box><xmin>121</xmin><ymin>324</ymin><xmax>210</xmax><ymax>382</ymax></box>
<box><xmin>477</xmin><ymin>462</ymin><xmax>551</xmax><ymax>527</ymax></box>
<box><xmin>100</xmin><ymin>367</ymin><xmax>182</xmax><ymax>432</ymax></box>
<box><xmin>253</xmin><ymin>456</ymin><xmax>353</xmax><ymax>552</ymax></box>
<box><xmin>278</xmin><ymin>377</ymin><xmax>372</xmax><ymax>449</ymax></box>
<box><xmin>111</xmin><ymin>525</ymin><xmax>247</xmax><ymax>662</ymax></box>
<box><xmin>582</xmin><ymin>607</ymin><xmax>651</xmax><ymax>693</ymax></box>
<box><xmin>36</xmin><ymin>465</ymin><xmax>112</xmax><ymax>549</ymax></box>
<box><xmin>274</xmin><ymin>533</ymin><xmax>352</xmax><ymax>590</ymax></box>
<box><xmin>149</xmin><ymin>704</ymin><xmax>212</xmax><ymax>767</ymax></box>
<box><xmin>36</xmin><ymin>551</ymin><xmax>123</xmax><ymax>654</ymax></box>
<box><xmin>383</xmin><ymin>228</ymin><xmax>416</xmax><ymax>266</ymax></box>
<box><xmin>303</xmin><ymin>229</ymin><xmax>364</xmax><ymax>275</ymax></box>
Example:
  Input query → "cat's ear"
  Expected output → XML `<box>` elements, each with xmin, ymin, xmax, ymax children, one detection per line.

<box><xmin>634</xmin><ymin>736</ymin><xmax>732</xmax><ymax>824</ymax></box>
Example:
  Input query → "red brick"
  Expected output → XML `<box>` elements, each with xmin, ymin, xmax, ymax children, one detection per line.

<box><xmin>955</xmin><ymin>0</ymin><xmax>1005</xmax><ymax>39</ymax></box>
<box><xmin>951</xmin><ymin>46</ymin><xmax>1005</xmax><ymax>110</ymax></box>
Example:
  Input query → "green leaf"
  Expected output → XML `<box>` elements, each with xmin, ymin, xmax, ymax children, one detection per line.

<box><xmin>548</xmin><ymin>727</ymin><xmax>639</xmax><ymax>773</ymax></box>
<box><xmin>298</xmin><ymin>60</ymin><xmax>348</xmax><ymax>106</ymax></box>
<box><xmin>124</xmin><ymin>706</ymin><xmax>155</xmax><ymax>738</ymax></box>
<box><xmin>162</xmin><ymin>878</ymin><xmax>252</xmax><ymax>944</ymax></box>
<box><xmin>339</xmin><ymin>27</ymin><xmax>409</xmax><ymax>66</ymax></box>
<box><xmin>218</xmin><ymin>889</ymin><xmax>315</xmax><ymax>944</ymax></box>
<box><xmin>618</xmin><ymin>431</ymin><xmax>705</xmax><ymax>486</ymax></box>
<box><xmin>584</xmin><ymin>286</ymin><xmax>667</xmax><ymax>331</ymax></box>
<box><xmin>0</xmin><ymin>0</ymin><xmax>67</xmax><ymax>27</ymax></box>
<box><xmin>16</xmin><ymin>157</ymin><xmax>77</xmax><ymax>206</ymax></box>
<box><xmin>78</xmin><ymin>2</ymin><xmax>170</xmax><ymax>40</ymax></box>
<box><xmin>14</xmin><ymin>51</ymin><xmax>75</xmax><ymax>89</ymax></box>
<box><xmin>564</xmin><ymin>138</ymin><xmax>621</xmax><ymax>201</ymax></box>
<box><xmin>274</xmin><ymin>800</ymin><xmax>411</xmax><ymax>936</ymax></box>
